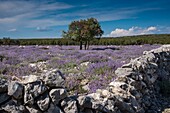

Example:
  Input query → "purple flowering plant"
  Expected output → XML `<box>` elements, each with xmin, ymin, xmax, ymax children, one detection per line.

<box><xmin>0</xmin><ymin>44</ymin><xmax>160</xmax><ymax>94</ymax></box>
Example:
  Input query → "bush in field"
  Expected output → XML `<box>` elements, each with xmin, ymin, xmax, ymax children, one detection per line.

<box><xmin>62</xmin><ymin>18</ymin><xmax>104</xmax><ymax>50</ymax></box>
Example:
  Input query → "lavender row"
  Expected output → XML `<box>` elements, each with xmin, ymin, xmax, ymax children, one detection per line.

<box><xmin>0</xmin><ymin>45</ymin><xmax>160</xmax><ymax>94</ymax></box>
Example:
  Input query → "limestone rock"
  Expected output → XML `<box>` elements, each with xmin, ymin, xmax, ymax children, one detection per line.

<box><xmin>81</xmin><ymin>108</ymin><xmax>93</xmax><ymax>113</ymax></box>
<box><xmin>24</xmin><ymin>80</ymin><xmax>47</xmax><ymax>105</ymax></box>
<box><xmin>91</xmin><ymin>100</ymin><xmax>111</xmax><ymax>113</ymax></box>
<box><xmin>130</xmin><ymin>90</ymin><xmax>142</xmax><ymax>99</ymax></box>
<box><xmin>82</xmin><ymin>84</ymin><xmax>90</xmax><ymax>91</ymax></box>
<box><xmin>24</xmin><ymin>93</ymin><xmax>34</xmax><ymax>105</ymax></box>
<box><xmin>109</xmin><ymin>82</ymin><xmax>127</xmax><ymax>95</ymax></box>
<box><xmin>37</xmin><ymin>92</ymin><xmax>50</xmax><ymax>111</ymax></box>
<box><xmin>8</xmin><ymin>81</ymin><xmax>23</xmax><ymax>99</ymax></box>
<box><xmin>101</xmin><ymin>89</ymin><xmax>112</xmax><ymax>98</ymax></box>
<box><xmin>80</xmin><ymin>79</ymin><xmax>89</xmax><ymax>85</ymax></box>
<box><xmin>77</xmin><ymin>96</ymin><xmax>92</xmax><ymax>108</ymax></box>
<box><xmin>45</xmin><ymin>104</ymin><xmax>63</xmax><ymax>113</ymax></box>
<box><xmin>145</xmin><ymin>53</ymin><xmax>156</xmax><ymax>62</ymax></box>
<box><xmin>121</xmin><ymin>63</ymin><xmax>132</xmax><ymax>68</ymax></box>
<box><xmin>49</xmin><ymin>88</ymin><xmax>67</xmax><ymax>105</ymax></box>
<box><xmin>80</xmin><ymin>62</ymin><xmax>90</xmax><ymax>66</ymax></box>
<box><xmin>87</xmin><ymin>93</ymin><xmax>101</xmax><ymax>101</ymax></box>
<box><xmin>109</xmin><ymin>81</ymin><xmax>126</xmax><ymax>88</ymax></box>
<box><xmin>0</xmin><ymin>93</ymin><xmax>10</xmax><ymax>104</ymax></box>
<box><xmin>1</xmin><ymin>100</ymin><xmax>27</xmax><ymax>113</ymax></box>
<box><xmin>21</xmin><ymin>75</ymin><xmax>41</xmax><ymax>84</ymax></box>
<box><xmin>115</xmin><ymin>68</ymin><xmax>134</xmax><ymax>77</ymax></box>
<box><xmin>104</xmin><ymin>99</ymin><xmax>116</xmax><ymax>113</ymax></box>
<box><xmin>61</xmin><ymin>97</ymin><xmax>78</xmax><ymax>113</ymax></box>
<box><xmin>162</xmin><ymin>108</ymin><xmax>170</xmax><ymax>113</ymax></box>
<box><xmin>78</xmin><ymin>95</ymin><xmax>113</xmax><ymax>113</ymax></box>
<box><xmin>0</xmin><ymin>79</ymin><xmax>8</xmax><ymax>93</ymax></box>
<box><xmin>26</xmin><ymin>105</ymin><xmax>42</xmax><ymax>113</ymax></box>
<box><xmin>42</xmin><ymin>69</ymin><xmax>65</xmax><ymax>88</ymax></box>
<box><xmin>115</xmin><ymin>99</ymin><xmax>135</xmax><ymax>113</ymax></box>
<box><xmin>131</xmin><ymin>59</ymin><xmax>148</xmax><ymax>71</ymax></box>
<box><xmin>143</xmin><ymin>74</ymin><xmax>158</xmax><ymax>84</ymax></box>
<box><xmin>129</xmin><ymin>96</ymin><xmax>140</xmax><ymax>111</ymax></box>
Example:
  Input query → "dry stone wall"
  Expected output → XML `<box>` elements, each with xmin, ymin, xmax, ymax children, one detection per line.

<box><xmin>0</xmin><ymin>45</ymin><xmax>170</xmax><ymax>113</ymax></box>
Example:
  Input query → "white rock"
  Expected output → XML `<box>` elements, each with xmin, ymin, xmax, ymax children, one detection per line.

<box><xmin>101</xmin><ymin>89</ymin><xmax>110</xmax><ymax>98</ymax></box>
<box><xmin>45</xmin><ymin>104</ymin><xmax>63</xmax><ymax>113</ymax></box>
<box><xmin>8</xmin><ymin>81</ymin><xmax>23</xmax><ymax>99</ymax></box>
<box><xmin>80</xmin><ymin>79</ymin><xmax>89</xmax><ymax>85</ymax></box>
<box><xmin>109</xmin><ymin>81</ymin><xmax>126</xmax><ymax>87</ymax></box>
<box><xmin>21</xmin><ymin>75</ymin><xmax>40</xmax><ymax>84</ymax></box>
<box><xmin>80</xmin><ymin>62</ymin><xmax>90</xmax><ymax>66</ymax></box>
<box><xmin>61</xmin><ymin>98</ymin><xmax>78</xmax><ymax>113</ymax></box>
<box><xmin>87</xmin><ymin>93</ymin><xmax>101</xmax><ymax>101</ymax></box>
<box><xmin>29</xmin><ymin>63</ymin><xmax>36</xmax><ymax>67</ymax></box>
<box><xmin>49</xmin><ymin>88</ymin><xmax>67</xmax><ymax>105</ymax></box>
<box><xmin>82</xmin><ymin>84</ymin><xmax>90</xmax><ymax>91</ymax></box>
<box><xmin>115</xmin><ymin>68</ymin><xmax>134</xmax><ymax>77</ymax></box>
<box><xmin>149</xmin><ymin>74</ymin><xmax>158</xmax><ymax>83</ymax></box>
<box><xmin>37</xmin><ymin>93</ymin><xmax>50</xmax><ymax>111</ymax></box>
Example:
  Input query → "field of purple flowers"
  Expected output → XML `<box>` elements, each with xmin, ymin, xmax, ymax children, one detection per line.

<box><xmin>0</xmin><ymin>45</ymin><xmax>160</xmax><ymax>94</ymax></box>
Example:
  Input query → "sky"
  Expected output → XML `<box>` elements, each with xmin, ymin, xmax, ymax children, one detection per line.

<box><xmin>0</xmin><ymin>0</ymin><xmax>170</xmax><ymax>38</ymax></box>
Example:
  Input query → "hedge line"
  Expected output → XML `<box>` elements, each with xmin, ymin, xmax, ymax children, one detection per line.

<box><xmin>0</xmin><ymin>34</ymin><xmax>170</xmax><ymax>45</ymax></box>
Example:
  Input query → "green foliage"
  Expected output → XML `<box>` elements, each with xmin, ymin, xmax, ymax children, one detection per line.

<box><xmin>62</xmin><ymin>18</ymin><xmax>104</xmax><ymax>50</ymax></box>
<box><xmin>0</xmin><ymin>37</ymin><xmax>20</xmax><ymax>45</ymax></box>
<box><xmin>1</xmin><ymin>34</ymin><xmax>170</xmax><ymax>45</ymax></box>
<box><xmin>64</xmin><ymin>62</ymin><xmax>77</xmax><ymax>69</ymax></box>
<box><xmin>93</xmin><ymin>66</ymin><xmax>113</xmax><ymax>75</ymax></box>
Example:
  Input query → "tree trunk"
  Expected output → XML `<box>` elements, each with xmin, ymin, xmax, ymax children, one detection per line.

<box><xmin>80</xmin><ymin>41</ymin><xmax>83</xmax><ymax>50</ymax></box>
<box><xmin>87</xmin><ymin>41</ymin><xmax>90</xmax><ymax>50</ymax></box>
<box><xmin>84</xmin><ymin>41</ymin><xmax>87</xmax><ymax>50</ymax></box>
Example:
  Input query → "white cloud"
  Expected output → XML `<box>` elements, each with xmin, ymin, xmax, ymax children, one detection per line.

<box><xmin>0</xmin><ymin>17</ymin><xmax>17</xmax><ymax>23</ymax></box>
<box><xmin>8</xmin><ymin>28</ymin><xmax>17</xmax><ymax>32</ymax></box>
<box><xmin>36</xmin><ymin>27</ymin><xmax>51</xmax><ymax>32</ymax></box>
<box><xmin>108</xmin><ymin>26</ymin><xmax>158</xmax><ymax>37</ymax></box>
<box><xmin>0</xmin><ymin>1</ymin><xmax>38</xmax><ymax>20</ymax></box>
<box><xmin>28</xmin><ymin>19</ymin><xmax>70</xmax><ymax>28</ymax></box>
<box><xmin>0</xmin><ymin>0</ymin><xmax>166</xmax><ymax>38</ymax></box>
<box><xmin>0</xmin><ymin>0</ymin><xmax>73</xmax><ymax>30</ymax></box>
<box><xmin>0</xmin><ymin>1</ymin><xmax>72</xmax><ymax>18</ymax></box>
<box><xmin>0</xmin><ymin>0</ymin><xmax>162</xmax><ymax>31</ymax></box>
<box><xmin>38</xmin><ymin>2</ymin><xmax>73</xmax><ymax>11</ymax></box>
<box><xmin>147</xmin><ymin>26</ymin><xmax>157</xmax><ymax>31</ymax></box>
<box><xmin>54</xmin><ymin>7</ymin><xmax>160</xmax><ymax>22</ymax></box>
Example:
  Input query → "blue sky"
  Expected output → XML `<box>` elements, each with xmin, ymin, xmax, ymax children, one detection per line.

<box><xmin>0</xmin><ymin>0</ymin><xmax>170</xmax><ymax>38</ymax></box>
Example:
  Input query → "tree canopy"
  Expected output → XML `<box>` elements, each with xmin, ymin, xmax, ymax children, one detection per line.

<box><xmin>63</xmin><ymin>18</ymin><xmax>104</xmax><ymax>50</ymax></box>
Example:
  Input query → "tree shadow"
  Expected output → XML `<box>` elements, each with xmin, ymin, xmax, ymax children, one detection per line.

<box><xmin>91</xmin><ymin>47</ymin><xmax>120</xmax><ymax>51</ymax></box>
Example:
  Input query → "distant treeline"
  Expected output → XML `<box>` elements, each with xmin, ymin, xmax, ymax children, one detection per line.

<box><xmin>0</xmin><ymin>34</ymin><xmax>170</xmax><ymax>45</ymax></box>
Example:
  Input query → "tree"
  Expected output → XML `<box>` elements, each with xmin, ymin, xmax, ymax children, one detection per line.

<box><xmin>84</xmin><ymin>18</ymin><xmax>104</xmax><ymax>50</ymax></box>
<box><xmin>62</xmin><ymin>20</ymin><xmax>85</xmax><ymax>50</ymax></box>
<box><xmin>62</xmin><ymin>18</ymin><xmax>103</xmax><ymax>50</ymax></box>
<box><xmin>0</xmin><ymin>39</ymin><xmax>2</xmax><ymax>45</ymax></box>
<box><xmin>2</xmin><ymin>37</ymin><xmax>11</xmax><ymax>45</ymax></box>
